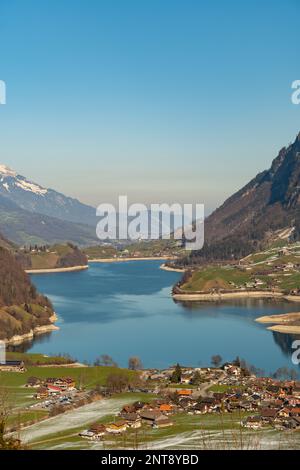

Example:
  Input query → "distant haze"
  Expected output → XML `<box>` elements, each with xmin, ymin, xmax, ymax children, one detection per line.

<box><xmin>0</xmin><ymin>1</ymin><xmax>299</xmax><ymax>213</ymax></box>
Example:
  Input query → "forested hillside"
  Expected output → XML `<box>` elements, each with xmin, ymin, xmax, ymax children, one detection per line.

<box><xmin>0</xmin><ymin>247</ymin><xmax>54</xmax><ymax>341</ymax></box>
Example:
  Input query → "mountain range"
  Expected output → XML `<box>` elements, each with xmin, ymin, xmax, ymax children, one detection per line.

<box><xmin>0</xmin><ymin>164</ymin><xmax>97</xmax><ymax>225</ymax></box>
<box><xmin>2</xmin><ymin>131</ymin><xmax>300</xmax><ymax>251</ymax></box>
<box><xmin>0</xmin><ymin>165</ymin><xmax>98</xmax><ymax>246</ymax></box>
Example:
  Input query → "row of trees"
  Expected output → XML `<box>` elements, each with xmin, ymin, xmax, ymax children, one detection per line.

<box><xmin>93</xmin><ymin>354</ymin><xmax>143</xmax><ymax>371</ymax></box>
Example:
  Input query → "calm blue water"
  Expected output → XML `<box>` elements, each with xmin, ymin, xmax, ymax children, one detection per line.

<box><xmin>21</xmin><ymin>260</ymin><xmax>300</xmax><ymax>374</ymax></box>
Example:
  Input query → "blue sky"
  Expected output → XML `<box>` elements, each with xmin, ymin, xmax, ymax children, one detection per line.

<box><xmin>0</xmin><ymin>0</ymin><xmax>299</xmax><ymax>213</ymax></box>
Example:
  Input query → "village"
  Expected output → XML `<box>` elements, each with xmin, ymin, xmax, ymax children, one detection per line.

<box><xmin>1</xmin><ymin>355</ymin><xmax>300</xmax><ymax>448</ymax></box>
<box><xmin>77</xmin><ymin>362</ymin><xmax>300</xmax><ymax>442</ymax></box>
<box><xmin>26</xmin><ymin>376</ymin><xmax>102</xmax><ymax>415</ymax></box>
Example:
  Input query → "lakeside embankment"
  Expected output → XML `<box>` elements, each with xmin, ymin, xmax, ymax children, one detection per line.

<box><xmin>160</xmin><ymin>263</ymin><xmax>186</xmax><ymax>272</ymax></box>
<box><xmin>255</xmin><ymin>312</ymin><xmax>300</xmax><ymax>334</ymax></box>
<box><xmin>4</xmin><ymin>313</ymin><xmax>59</xmax><ymax>345</ymax></box>
<box><xmin>88</xmin><ymin>256</ymin><xmax>177</xmax><ymax>263</ymax></box>
<box><xmin>172</xmin><ymin>290</ymin><xmax>287</xmax><ymax>301</ymax></box>
<box><xmin>173</xmin><ymin>289</ymin><xmax>300</xmax><ymax>303</ymax></box>
<box><xmin>25</xmin><ymin>265</ymin><xmax>89</xmax><ymax>274</ymax></box>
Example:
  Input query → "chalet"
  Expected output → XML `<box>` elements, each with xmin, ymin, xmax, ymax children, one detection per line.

<box><xmin>243</xmin><ymin>415</ymin><xmax>262</xmax><ymax>429</ymax></box>
<box><xmin>197</xmin><ymin>397</ymin><xmax>219</xmax><ymax>412</ymax></box>
<box><xmin>180</xmin><ymin>374</ymin><xmax>193</xmax><ymax>385</ymax></box>
<box><xmin>285</xmin><ymin>396</ymin><xmax>300</xmax><ymax>406</ymax></box>
<box><xmin>79</xmin><ymin>430</ymin><xmax>94</xmax><ymax>439</ymax></box>
<box><xmin>132</xmin><ymin>401</ymin><xmax>147</xmax><ymax>411</ymax></box>
<box><xmin>159</xmin><ymin>404</ymin><xmax>173</xmax><ymax>413</ymax></box>
<box><xmin>178</xmin><ymin>397</ymin><xmax>195</xmax><ymax>410</ymax></box>
<box><xmin>45</xmin><ymin>377</ymin><xmax>76</xmax><ymax>390</ymax></box>
<box><xmin>177</xmin><ymin>389</ymin><xmax>193</xmax><ymax>396</ymax></box>
<box><xmin>266</xmin><ymin>385</ymin><xmax>282</xmax><ymax>395</ymax></box>
<box><xmin>106</xmin><ymin>420</ymin><xmax>128</xmax><ymax>434</ymax></box>
<box><xmin>120</xmin><ymin>413</ymin><xmax>141</xmax><ymax>428</ymax></box>
<box><xmin>0</xmin><ymin>360</ymin><xmax>25</xmax><ymax>372</ymax></box>
<box><xmin>121</xmin><ymin>404</ymin><xmax>136</xmax><ymax>414</ymax></box>
<box><xmin>289</xmin><ymin>407</ymin><xmax>300</xmax><ymax>417</ymax></box>
<box><xmin>290</xmin><ymin>416</ymin><xmax>300</xmax><ymax>428</ymax></box>
<box><xmin>153</xmin><ymin>416</ymin><xmax>173</xmax><ymax>429</ymax></box>
<box><xmin>140</xmin><ymin>410</ymin><xmax>162</xmax><ymax>425</ymax></box>
<box><xmin>260</xmin><ymin>408</ymin><xmax>279</xmax><ymax>422</ymax></box>
<box><xmin>35</xmin><ymin>386</ymin><xmax>49</xmax><ymax>399</ymax></box>
<box><xmin>88</xmin><ymin>423</ymin><xmax>107</xmax><ymax>438</ymax></box>
<box><xmin>26</xmin><ymin>376</ymin><xmax>40</xmax><ymax>387</ymax></box>
<box><xmin>222</xmin><ymin>364</ymin><xmax>240</xmax><ymax>376</ymax></box>
<box><xmin>47</xmin><ymin>385</ymin><xmax>63</xmax><ymax>395</ymax></box>
<box><xmin>278</xmin><ymin>408</ymin><xmax>291</xmax><ymax>419</ymax></box>
<box><xmin>193</xmin><ymin>403</ymin><xmax>210</xmax><ymax>414</ymax></box>
<box><xmin>292</xmin><ymin>385</ymin><xmax>300</xmax><ymax>399</ymax></box>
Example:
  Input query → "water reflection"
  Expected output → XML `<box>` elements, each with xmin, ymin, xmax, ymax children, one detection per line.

<box><xmin>16</xmin><ymin>261</ymin><xmax>300</xmax><ymax>372</ymax></box>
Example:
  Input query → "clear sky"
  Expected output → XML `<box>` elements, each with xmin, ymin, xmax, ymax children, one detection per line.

<box><xmin>0</xmin><ymin>0</ymin><xmax>299</xmax><ymax>213</ymax></box>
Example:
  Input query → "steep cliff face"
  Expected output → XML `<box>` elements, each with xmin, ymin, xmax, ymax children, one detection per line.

<box><xmin>184</xmin><ymin>132</ymin><xmax>300</xmax><ymax>264</ymax></box>
<box><xmin>205</xmin><ymin>133</ymin><xmax>300</xmax><ymax>243</ymax></box>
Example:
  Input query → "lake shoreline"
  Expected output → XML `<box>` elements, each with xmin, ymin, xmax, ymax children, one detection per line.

<box><xmin>255</xmin><ymin>312</ymin><xmax>300</xmax><ymax>334</ymax></box>
<box><xmin>25</xmin><ymin>265</ymin><xmax>89</xmax><ymax>274</ymax></box>
<box><xmin>88</xmin><ymin>256</ymin><xmax>177</xmax><ymax>263</ymax></box>
<box><xmin>4</xmin><ymin>313</ymin><xmax>59</xmax><ymax>345</ymax></box>
<box><xmin>160</xmin><ymin>263</ymin><xmax>186</xmax><ymax>272</ymax></box>
<box><xmin>173</xmin><ymin>290</ymin><xmax>300</xmax><ymax>302</ymax></box>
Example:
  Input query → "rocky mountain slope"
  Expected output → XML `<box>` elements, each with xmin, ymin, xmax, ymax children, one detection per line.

<box><xmin>0</xmin><ymin>164</ymin><xmax>97</xmax><ymax>226</ymax></box>
<box><xmin>183</xmin><ymin>132</ymin><xmax>300</xmax><ymax>264</ymax></box>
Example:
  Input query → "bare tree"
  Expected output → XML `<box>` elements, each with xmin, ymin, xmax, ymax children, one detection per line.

<box><xmin>95</xmin><ymin>354</ymin><xmax>118</xmax><ymax>367</ymax></box>
<box><xmin>106</xmin><ymin>372</ymin><xmax>130</xmax><ymax>393</ymax></box>
<box><xmin>128</xmin><ymin>356</ymin><xmax>143</xmax><ymax>371</ymax></box>
<box><xmin>0</xmin><ymin>385</ymin><xmax>23</xmax><ymax>449</ymax></box>
<box><xmin>211</xmin><ymin>355</ymin><xmax>222</xmax><ymax>368</ymax></box>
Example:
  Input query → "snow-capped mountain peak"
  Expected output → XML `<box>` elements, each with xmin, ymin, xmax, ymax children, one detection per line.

<box><xmin>0</xmin><ymin>163</ymin><xmax>97</xmax><ymax>226</ymax></box>
<box><xmin>14</xmin><ymin>179</ymin><xmax>48</xmax><ymax>195</ymax></box>
<box><xmin>0</xmin><ymin>164</ymin><xmax>17</xmax><ymax>177</ymax></box>
<box><xmin>0</xmin><ymin>164</ymin><xmax>48</xmax><ymax>196</ymax></box>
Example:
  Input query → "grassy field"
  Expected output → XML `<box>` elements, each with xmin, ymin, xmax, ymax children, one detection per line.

<box><xmin>27</xmin><ymin>407</ymin><xmax>255</xmax><ymax>450</ymax></box>
<box><xmin>24</xmin><ymin>243</ymin><xmax>86</xmax><ymax>269</ymax></box>
<box><xmin>182</xmin><ymin>266</ymin><xmax>252</xmax><ymax>291</ymax></box>
<box><xmin>84</xmin><ymin>240</ymin><xmax>181</xmax><ymax>260</ymax></box>
<box><xmin>30</xmin><ymin>252</ymin><xmax>59</xmax><ymax>269</ymax></box>
<box><xmin>84</xmin><ymin>245</ymin><xmax>118</xmax><ymax>259</ymax></box>
<box><xmin>0</xmin><ymin>365</ymin><xmax>137</xmax><ymax>390</ymax></box>
<box><xmin>1</xmin><ymin>363</ymin><xmax>139</xmax><ymax>430</ymax></box>
<box><xmin>208</xmin><ymin>384</ymin><xmax>238</xmax><ymax>393</ymax></box>
<box><xmin>181</xmin><ymin>243</ymin><xmax>300</xmax><ymax>294</ymax></box>
<box><xmin>24</xmin><ymin>392</ymin><xmax>155</xmax><ymax>449</ymax></box>
<box><xmin>99</xmin><ymin>410</ymin><xmax>258</xmax><ymax>450</ymax></box>
<box><xmin>5</xmin><ymin>352</ymin><xmax>75</xmax><ymax>366</ymax></box>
